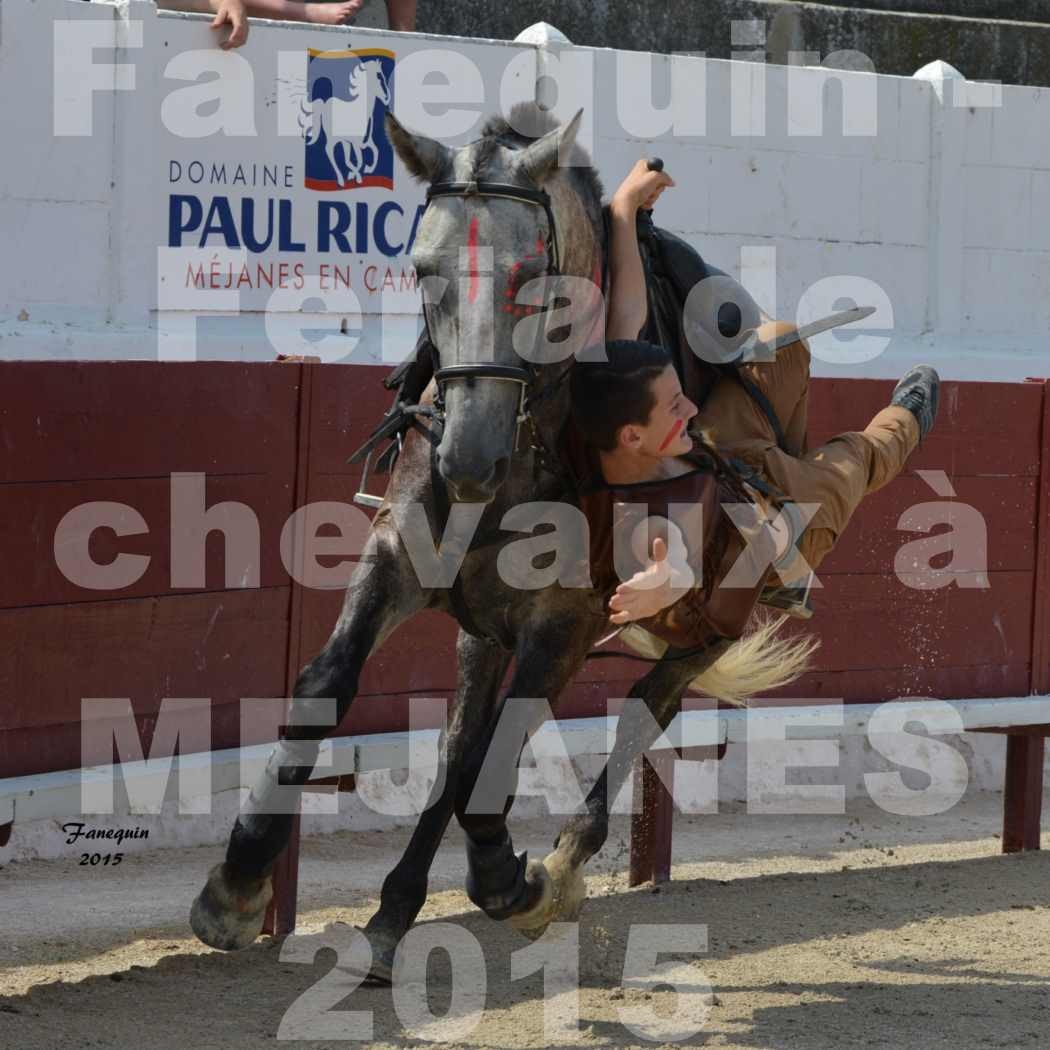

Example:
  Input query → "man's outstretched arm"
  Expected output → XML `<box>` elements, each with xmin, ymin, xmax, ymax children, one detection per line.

<box><xmin>606</xmin><ymin>159</ymin><xmax>674</xmax><ymax>342</ymax></box>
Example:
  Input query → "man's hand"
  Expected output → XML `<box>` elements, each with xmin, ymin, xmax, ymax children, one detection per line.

<box><xmin>610</xmin><ymin>158</ymin><xmax>675</xmax><ymax>217</ymax></box>
<box><xmin>608</xmin><ymin>536</ymin><xmax>692</xmax><ymax>625</ymax></box>
<box><xmin>212</xmin><ymin>0</ymin><xmax>248</xmax><ymax>50</ymax></box>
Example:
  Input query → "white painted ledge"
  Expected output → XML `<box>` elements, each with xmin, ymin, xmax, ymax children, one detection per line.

<box><xmin>2</xmin><ymin>697</ymin><xmax>1046</xmax><ymax>828</ymax></box>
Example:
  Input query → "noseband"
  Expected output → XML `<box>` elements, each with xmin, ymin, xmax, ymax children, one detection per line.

<box><xmin>419</xmin><ymin>178</ymin><xmax>564</xmax><ymax>444</ymax></box>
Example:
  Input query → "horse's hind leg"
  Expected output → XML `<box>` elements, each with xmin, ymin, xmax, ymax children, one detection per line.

<box><xmin>358</xmin><ymin>631</ymin><xmax>511</xmax><ymax>983</ymax></box>
<box><xmin>508</xmin><ymin>641</ymin><xmax>733</xmax><ymax>940</ymax></box>
<box><xmin>190</xmin><ymin>531</ymin><xmax>426</xmax><ymax>950</ymax></box>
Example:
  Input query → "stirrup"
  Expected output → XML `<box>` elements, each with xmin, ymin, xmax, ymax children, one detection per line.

<box><xmin>353</xmin><ymin>431</ymin><xmax>401</xmax><ymax>510</ymax></box>
<box><xmin>758</xmin><ymin>570</ymin><xmax>815</xmax><ymax>620</ymax></box>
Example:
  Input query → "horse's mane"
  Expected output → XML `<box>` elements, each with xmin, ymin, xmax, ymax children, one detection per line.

<box><xmin>474</xmin><ymin>102</ymin><xmax>605</xmax><ymax>221</ymax></box>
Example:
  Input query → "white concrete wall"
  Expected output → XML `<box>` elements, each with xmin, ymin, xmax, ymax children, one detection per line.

<box><xmin>1</xmin><ymin>0</ymin><xmax>1047</xmax><ymax>378</ymax></box>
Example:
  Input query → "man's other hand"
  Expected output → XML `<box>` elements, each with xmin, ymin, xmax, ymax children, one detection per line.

<box><xmin>608</xmin><ymin>536</ymin><xmax>692</xmax><ymax>624</ymax></box>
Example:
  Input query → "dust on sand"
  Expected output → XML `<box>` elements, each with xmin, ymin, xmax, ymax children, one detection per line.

<box><xmin>2</xmin><ymin>795</ymin><xmax>1048</xmax><ymax>1049</ymax></box>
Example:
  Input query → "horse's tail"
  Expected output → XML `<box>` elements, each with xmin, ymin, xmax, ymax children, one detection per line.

<box><xmin>620</xmin><ymin>612</ymin><xmax>818</xmax><ymax>707</ymax></box>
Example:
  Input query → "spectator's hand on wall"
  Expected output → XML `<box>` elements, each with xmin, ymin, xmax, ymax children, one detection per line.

<box><xmin>211</xmin><ymin>0</ymin><xmax>248</xmax><ymax>49</ymax></box>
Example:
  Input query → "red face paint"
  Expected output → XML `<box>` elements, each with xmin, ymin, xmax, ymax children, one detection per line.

<box><xmin>657</xmin><ymin>418</ymin><xmax>684</xmax><ymax>452</ymax></box>
<box><xmin>500</xmin><ymin>251</ymin><xmax>546</xmax><ymax>316</ymax></box>
<box><xmin>467</xmin><ymin>215</ymin><xmax>480</xmax><ymax>304</ymax></box>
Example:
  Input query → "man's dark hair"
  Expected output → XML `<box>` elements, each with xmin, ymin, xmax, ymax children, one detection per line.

<box><xmin>570</xmin><ymin>339</ymin><xmax>674</xmax><ymax>451</ymax></box>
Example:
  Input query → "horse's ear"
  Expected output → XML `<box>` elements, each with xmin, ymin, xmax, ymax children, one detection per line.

<box><xmin>385</xmin><ymin>110</ymin><xmax>453</xmax><ymax>183</ymax></box>
<box><xmin>517</xmin><ymin>107</ymin><xmax>585</xmax><ymax>185</ymax></box>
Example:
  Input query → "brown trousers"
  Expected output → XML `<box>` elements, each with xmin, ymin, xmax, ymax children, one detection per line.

<box><xmin>695</xmin><ymin>321</ymin><xmax>920</xmax><ymax>583</ymax></box>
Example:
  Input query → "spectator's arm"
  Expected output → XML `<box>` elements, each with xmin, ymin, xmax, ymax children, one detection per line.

<box><xmin>385</xmin><ymin>0</ymin><xmax>416</xmax><ymax>31</ymax></box>
<box><xmin>156</xmin><ymin>0</ymin><xmax>365</xmax><ymax>48</ymax></box>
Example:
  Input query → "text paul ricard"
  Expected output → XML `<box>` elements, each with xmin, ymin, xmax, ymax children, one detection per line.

<box><xmin>165</xmin><ymin>47</ymin><xmax>423</xmax><ymax>295</ymax></box>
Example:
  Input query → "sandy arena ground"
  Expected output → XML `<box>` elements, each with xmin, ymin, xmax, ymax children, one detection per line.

<box><xmin>1</xmin><ymin>793</ymin><xmax>1048</xmax><ymax>1049</ymax></box>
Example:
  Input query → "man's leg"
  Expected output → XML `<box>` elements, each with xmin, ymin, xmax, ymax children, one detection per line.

<box><xmin>769</xmin><ymin>363</ymin><xmax>941</xmax><ymax>585</ymax></box>
<box><xmin>763</xmin><ymin>404</ymin><xmax>920</xmax><ymax>585</ymax></box>
<box><xmin>701</xmin><ymin>349</ymin><xmax>937</xmax><ymax>599</ymax></box>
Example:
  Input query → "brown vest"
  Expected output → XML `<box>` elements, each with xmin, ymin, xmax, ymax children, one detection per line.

<box><xmin>562</xmin><ymin>424</ymin><xmax>780</xmax><ymax>650</ymax></box>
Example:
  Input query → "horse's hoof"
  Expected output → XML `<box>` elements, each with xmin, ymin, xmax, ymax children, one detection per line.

<box><xmin>506</xmin><ymin>850</ymin><xmax>586</xmax><ymax>942</ymax></box>
<box><xmin>189</xmin><ymin>863</ymin><xmax>272</xmax><ymax>951</ymax></box>
<box><xmin>505</xmin><ymin>859</ymin><xmax>553</xmax><ymax>940</ymax></box>
<box><xmin>353</xmin><ymin>921</ymin><xmax>400</xmax><ymax>986</ymax></box>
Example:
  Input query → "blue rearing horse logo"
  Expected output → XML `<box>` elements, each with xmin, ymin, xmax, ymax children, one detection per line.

<box><xmin>300</xmin><ymin>48</ymin><xmax>395</xmax><ymax>191</ymax></box>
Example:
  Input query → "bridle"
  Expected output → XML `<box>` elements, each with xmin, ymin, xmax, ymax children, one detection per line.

<box><xmin>417</xmin><ymin>177</ymin><xmax>568</xmax><ymax>459</ymax></box>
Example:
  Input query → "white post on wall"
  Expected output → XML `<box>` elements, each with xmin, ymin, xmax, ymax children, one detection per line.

<box><xmin>514</xmin><ymin>21</ymin><xmax>572</xmax><ymax>111</ymax></box>
<box><xmin>914</xmin><ymin>60</ymin><xmax>967</xmax><ymax>339</ymax></box>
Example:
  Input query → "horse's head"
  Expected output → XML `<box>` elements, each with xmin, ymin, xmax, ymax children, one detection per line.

<box><xmin>386</xmin><ymin>105</ymin><xmax>603</xmax><ymax>503</ymax></box>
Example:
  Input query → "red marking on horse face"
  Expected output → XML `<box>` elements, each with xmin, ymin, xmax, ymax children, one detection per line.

<box><xmin>657</xmin><ymin>418</ymin><xmax>684</xmax><ymax>452</ymax></box>
<box><xmin>467</xmin><ymin>216</ymin><xmax>480</xmax><ymax>304</ymax></box>
<box><xmin>502</xmin><ymin>253</ymin><xmax>546</xmax><ymax>317</ymax></box>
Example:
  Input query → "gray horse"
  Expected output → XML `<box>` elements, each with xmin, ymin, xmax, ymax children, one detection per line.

<box><xmin>189</xmin><ymin>101</ymin><xmax>804</xmax><ymax>982</ymax></box>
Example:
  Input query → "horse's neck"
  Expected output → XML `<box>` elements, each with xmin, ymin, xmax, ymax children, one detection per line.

<box><xmin>549</xmin><ymin>175</ymin><xmax>603</xmax><ymax>285</ymax></box>
<box><xmin>519</xmin><ymin>182</ymin><xmax>602</xmax><ymax>495</ymax></box>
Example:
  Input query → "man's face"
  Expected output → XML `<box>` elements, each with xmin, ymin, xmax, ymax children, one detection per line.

<box><xmin>618</xmin><ymin>364</ymin><xmax>698</xmax><ymax>459</ymax></box>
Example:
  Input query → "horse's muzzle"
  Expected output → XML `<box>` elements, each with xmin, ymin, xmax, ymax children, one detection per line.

<box><xmin>439</xmin><ymin>455</ymin><xmax>510</xmax><ymax>503</ymax></box>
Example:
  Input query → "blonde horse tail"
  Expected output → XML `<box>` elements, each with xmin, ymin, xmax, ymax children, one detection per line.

<box><xmin>620</xmin><ymin>612</ymin><xmax>819</xmax><ymax>707</ymax></box>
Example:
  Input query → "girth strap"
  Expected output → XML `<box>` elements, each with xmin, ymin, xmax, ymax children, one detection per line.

<box><xmin>731</xmin><ymin>368</ymin><xmax>790</xmax><ymax>455</ymax></box>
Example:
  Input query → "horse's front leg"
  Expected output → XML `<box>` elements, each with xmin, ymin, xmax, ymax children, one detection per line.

<box><xmin>452</xmin><ymin>613</ymin><xmax>598</xmax><ymax>923</ymax></box>
<box><xmin>190</xmin><ymin>528</ymin><xmax>427</xmax><ymax>950</ymax></box>
<box><xmin>359</xmin><ymin>630</ymin><xmax>512</xmax><ymax>983</ymax></box>
<box><xmin>508</xmin><ymin>639</ymin><xmax>734</xmax><ymax>941</ymax></box>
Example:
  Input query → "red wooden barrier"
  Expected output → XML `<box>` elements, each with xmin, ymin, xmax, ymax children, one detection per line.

<box><xmin>1</xmin><ymin>362</ymin><xmax>1047</xmax><ymax>931</ymax></box>
<box><xmin>1</xmin><ymin>362</ymin><xmax>300</xmax><ymax>778</ymax></box>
